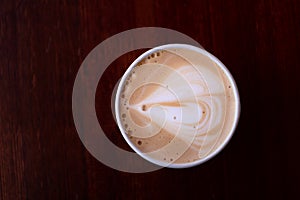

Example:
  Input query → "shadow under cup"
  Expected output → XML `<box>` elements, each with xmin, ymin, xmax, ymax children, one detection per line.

<box><xmin>115</xmin><ymin>44</ymin><xmax>240</xmax><ymax>168</ymax></box>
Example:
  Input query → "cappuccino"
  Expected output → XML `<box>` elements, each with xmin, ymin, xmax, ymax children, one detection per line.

<box><xmin>116</xmin><ymin>44</ymin><xmax>239</xmax><ymax>167</ymax></box>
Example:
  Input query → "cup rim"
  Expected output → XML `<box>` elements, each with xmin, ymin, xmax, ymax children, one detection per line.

<box><xmin>115</xmin><ymin>43</ymin><xmax>241</xmax><ymax>168</ymax></box>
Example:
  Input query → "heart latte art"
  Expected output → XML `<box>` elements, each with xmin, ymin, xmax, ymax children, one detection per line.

<box><xmin>117</xmin><ymin>45</ymin><xmax>238</xmax><ymax>165</ymax></box>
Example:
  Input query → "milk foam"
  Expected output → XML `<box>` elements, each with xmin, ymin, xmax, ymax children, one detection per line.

<box><xmin>118</xmin><ymin>47</ymin><xmax>237</xmax><ymax>164</ymax></box>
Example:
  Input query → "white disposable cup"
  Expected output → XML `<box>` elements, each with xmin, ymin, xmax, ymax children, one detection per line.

<box><xmin>115</xmin><ymin>44</ymin><xmax>240</xmax><ymax>168</ymax></box>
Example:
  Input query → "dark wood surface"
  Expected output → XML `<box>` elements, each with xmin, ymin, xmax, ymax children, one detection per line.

<box><xmin>1</xmin><ymin>0</ymin><xmax>300</xmax><ymax>199</ymax></box>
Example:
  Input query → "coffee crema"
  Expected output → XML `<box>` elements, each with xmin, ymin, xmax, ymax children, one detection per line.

<box><xmin>117</xmin><ymin>45</ymin><xmax>238</xmax><ymax>165</ymax></box>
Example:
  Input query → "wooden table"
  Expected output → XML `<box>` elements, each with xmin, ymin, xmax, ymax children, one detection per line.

<box><xmin>1</xmin><ymin>0</ymin><xmax>299</xmax><ymax>199</ymax></box>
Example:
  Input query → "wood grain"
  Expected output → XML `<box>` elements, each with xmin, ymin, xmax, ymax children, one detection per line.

<box><xmin>0</xmin><ymin>0</ymin><xmax>299</xmax><ymax>199</ymax></box>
